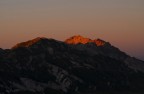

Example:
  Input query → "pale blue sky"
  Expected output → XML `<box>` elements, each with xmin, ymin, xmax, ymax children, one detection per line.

<box><xmin>0</xmin><ymin>0</ymin><xmax>144</xmax><ymax>60</ymax></box>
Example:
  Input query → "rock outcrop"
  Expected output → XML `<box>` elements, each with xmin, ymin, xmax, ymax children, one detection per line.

<box><xmin>65</xmin><ymin>35</ymin><xmax>106</xmax><ymax>46</ymax></box>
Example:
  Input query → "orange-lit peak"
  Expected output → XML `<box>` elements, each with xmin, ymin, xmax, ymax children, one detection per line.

<box><xmin>65</xmin><ymin>35</ymin><xmax>92</xmax><ymax>44</ymax></box>
<box><xmin>93</xmin><ymin>39</ymin><xmax>106</xmax><ymax>46</ymax></box>
<box><xmin>65</xmin><ymin>35</ymin><xmax>106</xmax><ymax>46</ymax></box>
<box><xmin>12</xmin><ymin>37</ymin><xmax>47</xmax><ymax>49</ymax></box>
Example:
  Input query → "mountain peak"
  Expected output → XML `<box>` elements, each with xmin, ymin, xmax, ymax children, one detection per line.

<box><xmin>1</xmin><ymin>35</ymin><xmax>144</xmax><ymax>94</ymax></box>
<box><xmin>65</xmin><ymin>35</ymin><xmax>106</xmax><ymax>46</ymax></box>
<box><xmin>12</xmin><ymin>37</ymin><xmax>48</xmax><ymax>49</ymax></box>
<box><xmin>65</xmin><ymin>35</ymin><xmax>92</xmax><ymax>44</ymax></box>
<box><xmin>93</xmin><ymin>39</ymin><xmax>106</xmax><ymax>46</ymax></box>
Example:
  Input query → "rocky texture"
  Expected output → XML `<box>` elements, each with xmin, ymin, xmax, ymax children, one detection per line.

<box><xmin>65</xmin><ymin>35</ymin><xmax>128</xmax><ymax>61</ymax></box>
<box><xmin>65</xmin><ymin>35</ymin><xmax>107</xmax><ymax>46</ymax></box>
<box><xmin>0</xmin><ymin>36</ymin><xmax>144</xmax><ymax>94</ymax></box>
<box><xmin>65</xmin><ymin>35</ymin><xmax>92</xmax><ymax>45</ymax></box>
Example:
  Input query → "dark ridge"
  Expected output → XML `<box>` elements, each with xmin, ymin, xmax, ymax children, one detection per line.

<box><xmin>0</xmin><ymin>35</ymin><xmax>143</xmax><ymax>93</ymax></box>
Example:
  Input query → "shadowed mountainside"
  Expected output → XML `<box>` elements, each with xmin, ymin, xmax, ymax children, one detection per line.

<box><xmin>0</xmin><ymin>35</ymin><xmax>144</xmax><ymax>94</ymax></box>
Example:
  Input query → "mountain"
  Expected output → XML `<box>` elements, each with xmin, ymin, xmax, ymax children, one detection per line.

<box><xmin>0</xmin><ymin>35</ymin><xmax>144</xmax><ymax>94</ymax></box>
<box><xmin>65</xmin><ymin>35</ymin><xmax>106</xmax><ymax>46</ymax></box>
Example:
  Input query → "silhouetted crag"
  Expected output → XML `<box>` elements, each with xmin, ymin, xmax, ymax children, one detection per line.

<box><xmin>0</xmin><ymin>36</ymin><xmax>144</xmax><ymax>94</ymax></box>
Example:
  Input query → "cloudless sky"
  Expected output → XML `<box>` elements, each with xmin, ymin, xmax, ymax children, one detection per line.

<box><xmin>0</xmin><ymin>0</ymin><xmax>144</xmax><ymax>60</ymax></box>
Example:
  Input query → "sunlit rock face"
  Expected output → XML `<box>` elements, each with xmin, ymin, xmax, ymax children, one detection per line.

<box><xmin>65</xmin><ymin>35</ymin><xmax>106</xmax><ymax>46</ymax></box>
<box><xmin>65</xmin><ymin>35</ymin><xmax>92</xmax><ymax>44</ymax></box>
<box><xmin>12</xmin><ymin>37</ymin><xmax>48</xmax><ymax>49</ymax></box>
<box><xmin>93</xmin><ymin>39</ymin><xmax>106</xmax><ymax>46</ymax></box>
<box><xmin>0</xmin><ymin>36</ymin><xmax>144</xmax><ymax>94</ymax></box>
<box><xmin>65</xmin><ymin>35</ymin><xmax>127</xmax><ymax>60</ymax></box>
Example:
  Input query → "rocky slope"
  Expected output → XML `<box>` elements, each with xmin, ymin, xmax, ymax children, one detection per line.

<box><xmin>0</xmin><ymin>36</ymin><xmax>144</xmax><ymax>94</ymax></box>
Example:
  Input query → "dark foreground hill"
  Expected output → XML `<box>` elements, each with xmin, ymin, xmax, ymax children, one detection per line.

<box><xmin>0</xmin><ymin>35</ymin><xmax>144</xmax><ymax>94</ymax></box>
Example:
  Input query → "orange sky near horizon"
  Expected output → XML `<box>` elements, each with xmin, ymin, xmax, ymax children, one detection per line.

<box><xmin>0</xmin><ymin>0</ymin><xmax>144</xmax><ymax>60</ymax></box>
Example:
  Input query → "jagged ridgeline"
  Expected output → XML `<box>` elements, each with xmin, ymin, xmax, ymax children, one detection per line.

<box><xmin>0</xmin><ymin>35</ymin><xmax>144</xmax><ymax>94</ymax></box>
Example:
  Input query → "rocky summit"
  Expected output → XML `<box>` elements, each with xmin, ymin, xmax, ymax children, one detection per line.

<box><xmin>0</xmin><ymin>36</ymin><xmax>144</xmax><ymax>94</ymax></box>
<box><xmin>65</xmin><ymin>35</ymin><xmax>106</xmax><ymax>46</ymax></box>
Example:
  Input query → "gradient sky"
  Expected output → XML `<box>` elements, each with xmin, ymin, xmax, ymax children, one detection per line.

<box><xmin>0</xmin><ymin>0</ymin><xmax>144</xmax><ymax>60</ymax></box>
